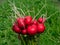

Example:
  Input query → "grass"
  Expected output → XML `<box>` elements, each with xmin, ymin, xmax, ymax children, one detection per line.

<box><xmin>0</xmin><ymin>0</ymin><xmax>60</xmax><ymax>45</ymax></box>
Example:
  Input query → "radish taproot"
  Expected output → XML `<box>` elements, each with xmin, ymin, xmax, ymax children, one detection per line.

<box><xmin>32</xmin><ymin>20</ymin><xmax>38</xmax><ymax>25</ymax></box>
<box><xmin>21</xmin><ymin>29</ymin><xmax>27</xmax><ymax>35</ymax></box>
<box><xmin>37</xmin><ymin>23</ymin><xmax>45</xmax><ymax>33</ymax></box>
<box><xmin>27</xmin><ymin>24</ymin><xmax>37</xmax><ymax>35</ymax></box>
<box><xmin>12</xmin><ymin>23</ymin><xmax>21</xmax><ymax>34</ymax></box>
<box><xmin>38</xmin><ymin>17</ymin><xmax>46</xmax><ymax>23</ymax></box>
<box><xmin>24</xmin><ymin>16</ymin><xmax>32</xmax><ymax>25</ymax></box>
<box><xmin>17</xmin><ymin>18</ymin><xmax>25</xmax><ymax>28</ymax></box>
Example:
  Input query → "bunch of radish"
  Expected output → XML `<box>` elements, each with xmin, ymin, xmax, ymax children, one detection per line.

<box><xmin>12</xmin><ymin>16</ymin><xmax>46</xmax><ymax>36</ymax></box>
<box><xmin>9</xmin><ymin>1</ymin><xmax>58</xmax><ymax>45</ymax></box>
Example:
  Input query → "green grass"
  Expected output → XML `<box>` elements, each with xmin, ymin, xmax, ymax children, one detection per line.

<box><xmin>0</xmin><ymin>0</ymin><xmax>60</xmax><ymax>45</ymax></box>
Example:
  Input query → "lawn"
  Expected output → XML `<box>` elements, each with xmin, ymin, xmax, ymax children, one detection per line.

<box><xmin>0</xmin><ymin>0</ymin><xmax>60</xmax><ymax>45</ymax></box>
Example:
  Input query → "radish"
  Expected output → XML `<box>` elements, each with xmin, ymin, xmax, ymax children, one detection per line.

<box><xmin>21</xmin><ymin>29</ymin><xmax>27</xmax><ymax>35</ymax></box>
<box><xmin>37</xmin><ymin>23</ymin><xmax>45</xmax><ymax>33</ymax></box>
<box><xmin>32</xmin><ymin>20</ymin><xmax>38</xmax><ymax>25</ymax></box>
<box><xmin>38</xmin><ymin>17</ymin><xmax>43</xmax><ymax>23</ymax></box>
<box><xmin>24</xmin><ymin>16</ymin><xmax>32</xmax><ymax>25</ymax></box>
<box><xmin>27</xmin><ymin>24</ymin><xmax>37</xmax><ymax>35</ymax></box>
<box><xmin>38</xmin><ymin>17</ymin><xmax>46</xmax><ymax>23</ymax></box>
<box><xmin>12</xmin><ymin>23</ymin><xmax>21</xmax><ymax>34</ymax></box>
<box><xmin>17</xmin><ymin>18</ymin><xmax>25</xmax><ymax>28</ymax></box>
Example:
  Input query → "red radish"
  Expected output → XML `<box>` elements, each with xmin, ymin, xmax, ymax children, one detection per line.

<box><xmin>12</xmin><ymin>23</ymin><xmax>21</xmax><ymax>34</ymax></box>
<box><xmin>21</xmin><ymin>29</ymin><xmax>27</xmax><ymax>35</ymax></box>
<box><xmin>37</xmin><ymin>23</ymin><xmax>45</xmax><ymax>33</ymax></box>
<box><xmin>38</xmin><ymin>17</ymin><xmax>46</xmax><ymax>23</ymax></box>
<box><xmin>27</xmin><ymin>24</ymin><xmax>37</xmax><ymax>35</ymax></box>
<box><xmin>24</xmin><ymin>16</ymin><xmax>32</xmax><ymax>25</ymax></box>
<box><xmin>32</xmin><ymin>20</ymin><xmax>38</xmax><ymax>25</ymax></box>
<box><xmin>38</xmin><ymin>17</ymin><xmax>43</xmax><ymax>23</ymax></box>
<box><xmin>17</xmin><ymin>18</ymin><xmax>25</xmax><ymax>28</ymax></box>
